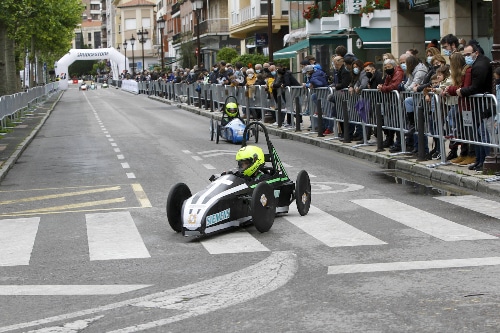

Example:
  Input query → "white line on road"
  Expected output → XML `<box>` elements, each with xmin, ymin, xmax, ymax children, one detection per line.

<box><xmin>121</xmin><ymin>162</ymin><xmax>130</xmax><ymax>169</ymax></box>
<box><xmin>114</xmin><ymin>148</ymin><xmax>121</xmax><ymax>153</ymax></box>
<box><xmin>0</xmin><ymin>217</ymin><xmax>40</xmax><ymax>266</ymax></box>
<box><xmin>0</xmin><ymin>252</ymin><xmax>297</xmax><ymax>333</ymax></box>
<box><xmin>0</xmin><ymin>285</ymin><xmax>152</xmax><ymax>296</ymax></box>
<box><xmin>191</xmin><ymin>156</ymin><xmax>202</xmax><ymax>161</ymax></box>
<box><xmin>86</xmin><ymin>211</ymin><xmax>150</xmax><ymax>261</ymax></box>
<box><xmin>182</xmin><ymin>150</ymin><xmax>192</xmax><ymax>154</ymax></box>
<box><xmin>200</xmin><ymin>230</ymin><xmax>270</xmax><ymax>254</ymax></box>
<box><xmin>117</xmin><ymin>154</ymin><xmax>124</xmax><ymax>160</ymax></box>
<box><xmin>111</xmin><ymin>143</ymin><xmax>117</xmax><ymax>147</ymax></box>
<box><xmin>202</xmin><ymin>164</ymin><xmax>216</xmax><ymax>170</ymax></box>
<box><xmin>126</xmin><ymin>173</ymin><xmax>136</xmax><ymax>179</ymax></box>
<box><xmin>352</xmin><ymin>198</ymin><xmax>497</xmax><ymax>241</ymax></box>
<box><xmin>283</xmin><ymin>206</ymin><xmax>386</xmax><ymax>247</ymax></box>
<box><xmin>328</xmin><ymin>257</ymin><xmax>500</xmax><ymax>275</ymax></box>
<box><xmin>436</xmin><ymin>195</ymin><xmax>500</xmax><ymax>219</ymax></box>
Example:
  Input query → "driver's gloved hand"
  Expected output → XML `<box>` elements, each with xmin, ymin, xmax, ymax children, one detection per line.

<box><xmin>209</xmin><ymin>174</ymin><xmax>219</xmax><ymax>182</ymax></box>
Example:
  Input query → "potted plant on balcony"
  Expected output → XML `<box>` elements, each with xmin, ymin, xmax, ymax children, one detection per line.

<box><xmin>359</xmin><ymin>0</ymin><xmax>390</xmax><ymax>16</ymax></box>
<box><xmin>321</xmin><ymin>0</ymin><xmax>348</xmax><ymax>31</ymax></box>
<box><xmin>303</xmin><ymin>4</ymin><xmax>320</xmax><ymax>22</ymax></box>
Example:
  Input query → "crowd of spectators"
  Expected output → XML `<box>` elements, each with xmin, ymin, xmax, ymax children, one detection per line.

<box><xmin>122</xmin><ymin>34</ymin><xmax>496</xmax><ymax>170</ymax></box>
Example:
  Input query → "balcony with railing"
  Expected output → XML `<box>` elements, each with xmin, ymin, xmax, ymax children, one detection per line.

<box><xmin>197</xmin><ymin>18</ymin><xmax>229</xmax><ymax>35</ymax></box>
<box><xmin>232</xmin><ymin>3</ymin><xmax>273</xmax><ymax>26</ymax></box>
<box><xmin>171</xmin><ymin>2</ymin><xmax>180</xmax><ymax>16</ymax></box>
<box><xmin>172</xmin><ymin>32</ymin><xmax>182</xmax><ymax>45</ymax></box>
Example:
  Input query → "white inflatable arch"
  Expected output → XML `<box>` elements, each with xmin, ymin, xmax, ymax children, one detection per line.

<box><xmin>55</xmin><ymin>48</ymin><xmax>128</xmax><ymax>90</ymax></box>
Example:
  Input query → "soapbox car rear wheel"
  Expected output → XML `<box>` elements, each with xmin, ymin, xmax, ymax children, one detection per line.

<box><xmin>210</xmin><ymin>118</ymin><xmax>215</xmax><ymax>141</ymax></box>
<box><xmin>251</xmin><ymin>182</ymin><xmax>276</xmax><ymax>233</ymax></box>
<box><xmin>216</xmin><ymin>123</ymin><xmax>220</xmax><ymax>144</ymax></box>
<box><xmin>166</xmin><ymin>183</ymin><xmax>192</xmax><ymax>232</ymax></box>
<box><xmin>295</xmin><ymin>170</ymin><xmax>311</xmax><ymax>216</ymax></box>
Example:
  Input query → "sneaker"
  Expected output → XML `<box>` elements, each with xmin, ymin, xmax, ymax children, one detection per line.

<box><xmin>450</xmin><ymin>156</ymin><xmax>466</xmax><ymax>164</ymax></box>
<box><xmin>458</xmin><ymin>156</ymin><xmax>476</xmax><ymax>166</ymax></box>
<box><xmin>432</xmin><ymin>151</ymin><xmax>441</xmax><ymax>160</ymax></box>
<box><xmin>389</xmin><ymin>145</ymin><xmax>402</xmax><ymax>153</ymax></box>
<box><xmin>446</xmin><ymin>150</ymin><xmax>458</xmax><ymax>161</ymax></box>
<box><xmin>323</xmin><ymin>129</ymin><xmax>332</xmax><ymax>135</ymax></box>
<box><xmin>272</xmin><ymin>122</ymin><xmax>278</xmax><ymax>126</ymax></box>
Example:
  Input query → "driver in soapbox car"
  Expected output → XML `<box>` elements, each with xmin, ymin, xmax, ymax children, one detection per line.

<box><xmin>209</xmin><ymin>145</ymin><xmax>272</xmax><ymax>183</ymax></box>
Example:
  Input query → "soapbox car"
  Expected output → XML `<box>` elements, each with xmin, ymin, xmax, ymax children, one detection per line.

<box><xmin>209</xmin><ymin>96</ymin><xmax>259</xmax><ymax>144</ymax></box>
<box><xmin>79</xmin><ymin>83</ymin><xmax>87</xmax><ymax>91</ymax></box>
<box><xmin>167</xmin><ymin>121</ymin><xmax>311</xmax><ymax>236</ymax></box>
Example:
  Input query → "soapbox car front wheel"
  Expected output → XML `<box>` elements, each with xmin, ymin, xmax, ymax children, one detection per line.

<box><xmin>295</xmin><ymin>170</ymin><xmax>311</xmax><ymax>216</ymax></box>
<box><xmin>166</xmin><ymin>183</ymin><xmax>192</xmax><ymax>232</ymax></box>
<box><xmin>251</xmin><ymin>182</ymin><xmax>276</xmax><ymax>233</ymax></box>
<box><xmin>210</xmin><ymin>118</ymin><xmax>215</xmax><ymax>141</ymax></box>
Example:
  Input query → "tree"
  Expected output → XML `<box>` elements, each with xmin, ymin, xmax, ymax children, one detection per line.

<box><xmin>0</xmin><ymin>0</ymin><xmax>83</xmax><ymax>95</ymax></box>
<box><xmin>216</xmin><ymin>47</ymin><xmax>238</xmax><ymax>64</ymax></box>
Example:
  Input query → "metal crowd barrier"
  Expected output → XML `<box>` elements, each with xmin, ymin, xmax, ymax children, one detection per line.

<box><xmin>0</xmin><ymin>82</ymin><xmax>59</xmax><ymax>130</ymax></box>
<box><xmin>136</xmin><ymin>81</ymin><xmax>499</xmax><ymax>162</ymax></box>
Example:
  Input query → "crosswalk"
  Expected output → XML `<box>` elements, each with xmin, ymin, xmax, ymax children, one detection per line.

<box><xmin>0</xmin><ymin>196</ymin><xmax>498</xmax><ymax>266</ymax></box>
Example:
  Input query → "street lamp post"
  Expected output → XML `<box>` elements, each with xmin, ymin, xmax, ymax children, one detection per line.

<box><xmin>137</xmin><ymin>27</ymin><xmax>149</xmax><ymax>73</ymax></box>
<box><xmin>157</xmin><ymin>16</ymin><xmax>166</xmax><ymax>72</ymax></box>
<box><xmin>190</xmin><ymin>0</ymin><xmax>203</xmax><ymax>67</ymax></box>
<box><xmin>123</xmin><ymin>40</ymin><xmax>128</xmax><ymax>78</ymax></box>
<box><xmin>130</xmin><ymin>35</ymin><xmax>136</xmax><ymax>76</ymax></box>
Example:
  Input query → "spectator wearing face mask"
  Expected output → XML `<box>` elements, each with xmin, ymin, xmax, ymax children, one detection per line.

<box><xmin>363</xmin><ymin>62</ymin><xmax>383</xmax><ymax>89</ymax></box>
<box><xmin>377</xmin><ymin>58</ymin><xmax>405</xmax><ymax>149</ymax></box>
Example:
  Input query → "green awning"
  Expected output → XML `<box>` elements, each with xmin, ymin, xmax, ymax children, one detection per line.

<box><xmin>354</xmin><ymin>28</ymin><xmax>391</xmax><ymax>49</ymax></box>
<box><xmin>273</xmin><ymin>39</ymin><xmax>310</xmax><ymax>60</ymax></box>
<box><xmin>425</xmin><ymin>27</ymin><xmax>440</xmax><ymax>42</ymax></box>
<box><xmin>309</xmin><ymin>30</ymin><xmax>347</xmax><ymax>45</ymax></box>
<box><xmin>354</xmin><ymin>27</ymin><xmax>442</xmax><ymax>49</ymax></box>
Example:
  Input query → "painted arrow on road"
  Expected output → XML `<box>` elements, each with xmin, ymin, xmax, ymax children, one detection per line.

<box><xmin>0</xmin><ymin>251</ymin><xmax>297</xmax><ymax>333</ymax></box>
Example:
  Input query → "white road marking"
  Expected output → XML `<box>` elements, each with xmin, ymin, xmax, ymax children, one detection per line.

<box><xmin>0</xmin><ymin>252</ymin><xmax>297</xmax><ymax>333</ymax></box>
<box><xmin>26</xmin><ymin>316</ymin><xmax>104</xmax><ymax>333</ymax></box>
<box><xmin>86</xmin><ymin>211</ymin><xmax>150</xmax><ymax>261</ymax></box>
<box><xmin>311</xmin><ymin>181</ymin><xmax>364</xmax><ymax>194</ymax></box>
<box><xmin>0</xmin><ymin>217</ymin><xmax>40</xmax><ymax>266</ymax></box>
<box><xmin>126</xmin><ymin>173</ymin><xmax>136</xmax><ymax>179</ymax></box>
<box><xmin>114</xmin><ymin>148</ymin><xmax>121</xmax><ymax>153</ymax></box>
<box><xmin>121</xmin><ymin>162</ymin><xmax>130</xmax><ymax>169</ymax></box>
<box><xmin>111</xmin><ymin>143</ymin><xmax>117</xmax><ymax>147</ymax></box>
<box><xmin>202</xmin><ymin>164</ymin><xmax>216</xmax><ymax>170</ymax></box>
<box><xmin>352</xmin><ymin>198</ymin><xmax>497</xmax><ymax>241</ymax></box>
<box><xmin>0</xmin><ymin>285</ymin><xmax>152</xmax><ymax>296</ymax></box>
<box><xmin>108</xmin><ymin>138</ymin><xmax>114</xmax><ymax>142</ymax></box>
<box><xmin>200</xmin><ymin>230</ymin><xmax>270</xmax><ymax>254</ymax></box>
<box><xmin>191</xmin><ymin>156</ymin><xmax>202</xmax><ymax>161</ymax></box>
<box><xmin>117</xmin><ymin>154</ymin><xmax>124</xmax><ymax>160</ymax></box>
<box><xmin>436</xmin><ymin>195</ymin><xmax>500</xmax><ymax>219</ymax></box>
<box><xmin>281</xmin><ymin>162</ymin><xmax>292</xmax><ymax>168</ymax></box>
<box><xmin>106</xmin><ymin>134</ymin><xmax>111</xmax><ymax>138</ymax></box>
<box><xmin>283</xmin><ymin>206</ymin><xmax>386</xmax><ymax>247</ymax></box>
<box><xmin>182</xmin><ymin>150</ymin><xmax>191</xmax><ymax>154</ymax></box>
<box><xmin>328</xmin><ymin>257</ymin><xmax>500</xmax><ymax>275</ymax></box>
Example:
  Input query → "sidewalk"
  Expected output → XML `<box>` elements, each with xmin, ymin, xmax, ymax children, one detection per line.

<box><xmin>0</xmin><ymin>91</ymin><xmax>63</xmax><ymax>182</ymax></box>
<box><xmin>1</xmin><ymin>91</ymin><xmax>499</xmax><ymax>196</ymax></box>
<box><xmin>149</xmin><ymin>95</ymin><xmax>500</xmax><ymax>196</ymax></box>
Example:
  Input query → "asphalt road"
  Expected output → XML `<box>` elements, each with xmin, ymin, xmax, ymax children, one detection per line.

<box><xmin>0</xmin><ymin>86</ymin><xmax>499</xmax><ymax>332</ymax></box>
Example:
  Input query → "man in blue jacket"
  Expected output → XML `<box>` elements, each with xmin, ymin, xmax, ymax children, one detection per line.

<box><xmin>303</xmin><ymin>65</ymin><xmax>328</xmax><ymax>131</ymax></box>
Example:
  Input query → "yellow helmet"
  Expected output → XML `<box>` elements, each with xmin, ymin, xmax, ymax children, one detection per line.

<box><xmin>225</xmin><ymin>102</ymin><xmax>239</xmax><ymax>118</ymax></box>
<box><xmin>235</xmin><ymin>145</ymin><xmax>265</xmax><ymax>177</ymax></box>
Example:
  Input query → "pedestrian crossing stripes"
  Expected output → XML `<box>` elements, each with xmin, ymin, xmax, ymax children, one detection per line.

<box><xmin>0</xmin><ymin>196</ymin><xmax>498</xmax><ymax>265</ymax></box>
<box><xmin>0</xmin><ymin>217</ymin><xmax>39</xmax><ymax>266</ymax></box>
<box><xmin>352</xmin><ymin>198</ymin><xmax>497</xmax><ymax>241</ymax></box>
<box><xmin>435</xmin><ymin>195</ymin><xmax>500</xmax><ymax>219</ymax></box>
<box><xmin>86</xmin><ymin>211</ymin><xmax>150</xmax><ymax>261</ymax></box>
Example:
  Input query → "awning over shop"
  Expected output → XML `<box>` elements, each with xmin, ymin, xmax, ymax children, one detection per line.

<box><xmin>273</xmin><ymin>39</ymin><xmax>309</xmax><ymax>59</ymax></box>
<box><xmin>309</xmin><ymin>30</ymin><xmax>347</xmax><ymax>46</ymax></box>
<box><xmin>274</xmin><ymin>30</ymin><xmax>348</xmax><ymax>59</ymax></box>
<box><xmin>354</xmin><ymin>28</ymin><xmax>391</xmax><ymax>49</ymax></box>
<box><xmin>354</xmin><ymin>27</ymin><xmax>442</xmax><ymax>49</ymax></box>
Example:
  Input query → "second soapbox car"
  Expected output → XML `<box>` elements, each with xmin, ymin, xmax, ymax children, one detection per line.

<box><xmin>167</xmin><ymin>121</ymin><xmax>311</xmax><ymax>237</ymax></box>
<box><xmin>210</xmin><ymin>96</ymin><xmax>259</xmax><ymax>144</ymax></box>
